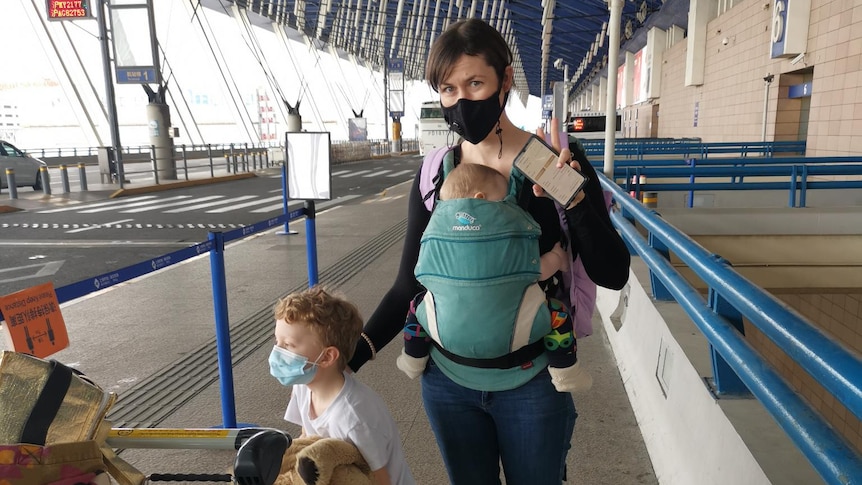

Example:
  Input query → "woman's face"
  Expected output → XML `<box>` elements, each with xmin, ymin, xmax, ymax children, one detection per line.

<box><xmin>439</xmin><ymin>54</ymin><xmax>504</xmax><ymax>108</ymax></box>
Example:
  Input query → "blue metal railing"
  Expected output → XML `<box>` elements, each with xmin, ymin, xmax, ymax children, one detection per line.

<box><xmin>618</xmin><ymin>162</ymin><xmax>862</xmax><ymax>208</ymax></box>
<box><xmin>600</xmin><ymin>172</ymin><xmax>862</xmax><ymax>483</ymax></box>
<box><xmin>581</xmin><ymin>139</ymin><xmax>806</xmax><ymax>159</ymax></box>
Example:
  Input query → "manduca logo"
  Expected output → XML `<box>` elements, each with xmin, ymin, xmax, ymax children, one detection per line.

<box><xmin>453</xmin><ymin>211</ymin><xmax>481</xmax><ymax>231</ymax></box>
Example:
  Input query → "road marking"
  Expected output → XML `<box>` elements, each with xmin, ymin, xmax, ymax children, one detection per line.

<box><xmin>80</xmin><ymin>196</ymin><xmax>191</xmax><ymax>213</ymax></box>
<box><xmin>386</xmin><ymin>169</ymin><xmax>414</xmax><ymax>177</ymax></box>
<box><xmin>0</xmin><ymin>240</ymin><xmax>193</xmax><ymax>247</ymax></box>
<box><xmin>121</xmin><ymin>195</ymin><xmax>226</xmax><ymax>213</ymax></box>
<box><xmin>163</xmin><ymin>195</ymin><xmax>257</xmax><ymax>213</ymax></box>
<box><xmin>206</xmin><ymin>195</ymin><xmax>283</xmax><ymax>213</ymax></box>
<box><xmin>332</xmin><ymin>170</ymin><xmax>350</xmax><ymax>176</ymax></box>
<box><xmin>0</xmin><ymin>260</ymin><xmax>65</xmax><ymax>284</ymax></box>
<box><xmin>36</xmin><ymin>195</ymin><xmax>158</xmax><ymax>213</ymax></box>
<box><xmin>66</xmin><ymin>218</ymin><xmax>134</xmax><ymax>234</ymax></box>
<box><xmin>364</xmin><ymin>170</ymin><xmax>391</xmax><ymax>177</ymax></box>
<box><xmin>249</xmin><ymin>194</ymin><xmax>360</xmax><ymax>213</ymax></box>
<box><xmin>340</xmin><ymin>170</ymin><xmax>370</xmax><ymax>178</ymax></box>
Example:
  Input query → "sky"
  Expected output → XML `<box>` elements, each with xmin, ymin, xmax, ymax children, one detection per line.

<box><xmin>0</xmin><ymin>0</ymin><xmax>543</xmax><ymax>150</ymax></box>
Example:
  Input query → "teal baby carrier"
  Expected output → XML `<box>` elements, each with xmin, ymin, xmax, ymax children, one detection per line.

<box><xmin>413</xmin><ymin>194</ymin><xmax>552</xmax><ymax>391</ymax></box>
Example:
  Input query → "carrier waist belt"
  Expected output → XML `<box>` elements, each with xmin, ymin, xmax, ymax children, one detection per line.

<box><xmin>431</xmin><ymin>339</ymin><xmax>545</xmax><ymax>369</ymax></box>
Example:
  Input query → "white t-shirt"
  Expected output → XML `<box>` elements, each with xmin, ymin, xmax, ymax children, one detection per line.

<box><xmin>285</xmin><ymin>372</ymin><xmax>416</xmax><ymax>485</ymax></box>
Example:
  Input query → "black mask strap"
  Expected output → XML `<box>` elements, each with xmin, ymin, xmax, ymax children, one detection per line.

<box><xmin>495</xmin><ymin>122</ymin><xmax>503</xmax><ymax>159</ymax></box>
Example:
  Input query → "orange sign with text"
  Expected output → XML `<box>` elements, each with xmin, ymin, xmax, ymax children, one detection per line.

<box><xmin>46</xmin><ymin>0</ymin><xmax>93</xmax><ymax>20</ymax></box>
<box><xmin>0</xmin><ymin>283</ymin><xmax>68</xmax><ymax>358</ymax></box>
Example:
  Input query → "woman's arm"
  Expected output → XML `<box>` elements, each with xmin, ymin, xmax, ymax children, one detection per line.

<box><xmin>348</xmin><ymin>171</ymin><xmax>431</xmax><ymax>371</ymax></box>
<box><xmin>565</xmin><ymin>141</ymin><xmax>630</xmax><ymax>290</ymax></box>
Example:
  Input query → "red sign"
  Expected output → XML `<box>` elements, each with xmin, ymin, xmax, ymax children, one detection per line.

<box><xmin>47</xmin><ymin>0</ymin><xmax>93</xmax><ymax>20</ymax></box>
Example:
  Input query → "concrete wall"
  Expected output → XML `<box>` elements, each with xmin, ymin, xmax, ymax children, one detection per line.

<box><xmin>595</xmin><ymin>265</ymin><xmax>774</xmax><ymax>484</ymax></box>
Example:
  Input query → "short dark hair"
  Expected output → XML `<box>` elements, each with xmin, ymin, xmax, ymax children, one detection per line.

<box><xmin>425</xmin><ymin>19</ymin><xmax>513</xmax><ymax>92</ymax></box>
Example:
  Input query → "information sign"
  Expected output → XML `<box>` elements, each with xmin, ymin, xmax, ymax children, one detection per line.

<box><xmin>47</xmin><ymin>0</ymin><xmax>93</xmax><ymax>20</ymax></box>
<box><xmin>0</xmin><ymin>283</ymin><xmax>68</xmax><ymax>358</ymax></box>
<box><xmin>388</xmin><ymin>58</ymin><xmax>404</xmax><ymax>118</ymax></box>
<box><xmin>117</xmin><ymin>67</ymin><xmax>158</xmax><ymax>84</ymax></box>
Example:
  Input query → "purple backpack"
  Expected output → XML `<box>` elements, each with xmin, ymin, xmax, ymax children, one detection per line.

<box><xmin>418</xmin><ymin>143</ymin><xmax>607</xmax><ymax>338</ymax></box>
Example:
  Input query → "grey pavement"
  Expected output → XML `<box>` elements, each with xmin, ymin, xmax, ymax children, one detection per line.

<box><xmin>5</xmin><ymin>174</ymin><xmax>657</xmax><ymax>484</ymax></box>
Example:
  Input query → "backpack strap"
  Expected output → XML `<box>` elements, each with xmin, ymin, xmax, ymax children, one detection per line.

<box><xmin>419</xmin><ymin>146</ymin><xmax>456</xmax><ymax>211</ymax></box>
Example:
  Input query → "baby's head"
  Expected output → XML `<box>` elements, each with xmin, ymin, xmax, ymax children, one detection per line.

<box><xmin>439</xmin><ymin>163</ymin><xmax>509</xmax><ymax>201</ymax></box>
<box><xmin>273</xmin><ymin>286</ymin><xmax>363</xmax><ymax>372</ymax></box>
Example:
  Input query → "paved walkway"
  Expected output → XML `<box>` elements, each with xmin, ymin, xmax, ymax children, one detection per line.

<box><xmin>5</xmin><ymin>174</ymin><xmax>657</xmax><ymax>484</ymax></box>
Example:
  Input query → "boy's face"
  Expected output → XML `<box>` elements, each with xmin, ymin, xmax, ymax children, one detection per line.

<box><xmin>274</xmin><ymin>318</ymin><xmax>325</xmax><ymax>363</ymax></box>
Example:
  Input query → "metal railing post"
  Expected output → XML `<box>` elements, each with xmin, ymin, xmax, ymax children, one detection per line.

<box><xmin>708</xmin><ymin>286</ymin><xmax>750</xmax><ymax>395</ymax></box>
<box><xmin>207</xmin><ymin>144</ymin><xmax>214</xmax><ymax>177</ymax></box>
<box><xmin>208</xmin><ymin>231</ymin><xmax>239</xmax><ymax>428</ymax></box>
<box><xmin>305</xmin><ymin>200</ymin><xmax>319</xmax><ymax>286</ymax></box>
<box><xmin>59</xmin><ymin>165</ymin><xmax>70</xmax><ymax>193</ymax></box>
<box><xmin>151</xmin><ymin>145</ymin><xmax>160</xmax><ymax>185</ymax></box>
<box><xmin>5</xmin><ymin>169</ymin><xmax>18</xmax><ymax>199</ymax></box>
<box><xmin>78</xmin><ymin>163</ymin><xmax>88</xmax><ymax>191</ymax></box>
<box><xmin>181</xmin><ymin>144</ymin><xmax>189</xmax><ymax>181</ymax></box>
<box><xmin>243</xmin><ymin>143</ymin><xmax>249</xmax><ymax>171</ymax></box>
<box><xmin>40</xmin><ymin>166</ymin><xmax>51</xmax><ymax>195</ymax></box>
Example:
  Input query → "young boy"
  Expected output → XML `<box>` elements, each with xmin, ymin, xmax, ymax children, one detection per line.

<box><xmin>396</xmin><ymin>163</ymin><xmax>591</xmax><ymax>393</ymax></box>
<box><xmin>270</xmin><ymin>286</ymin><xmax>415</xmax><ymax>485</ymax></box>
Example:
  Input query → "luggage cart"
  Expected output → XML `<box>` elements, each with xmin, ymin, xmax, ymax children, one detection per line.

<box><xmin>106</xmin><ymin>427</ymin><xmax>291</xmax><ymax>484</ymax></box>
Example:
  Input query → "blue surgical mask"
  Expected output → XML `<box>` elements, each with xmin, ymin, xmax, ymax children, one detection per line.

<box><xmin>269</xmin><ymin>345</ymin><xmax>324</xmax><ymax>386</ymax></box>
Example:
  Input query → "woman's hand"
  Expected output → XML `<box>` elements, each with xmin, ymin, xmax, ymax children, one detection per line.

<box><xmin>533</xmin><ymin>118</ymin><xmax>585</xmax><ymax>209</ymax></box>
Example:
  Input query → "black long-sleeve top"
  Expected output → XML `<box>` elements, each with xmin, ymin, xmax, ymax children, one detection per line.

<box><xmin>348</xmin><ymin>142</ymin><xmax>631</xmax><ymax>371</ymax></box>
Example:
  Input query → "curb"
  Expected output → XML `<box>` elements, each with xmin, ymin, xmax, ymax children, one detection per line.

<box><xmin>109</xmin><ymin>172</ymin><xmax>257</xmax><ymax>198</ymax></box>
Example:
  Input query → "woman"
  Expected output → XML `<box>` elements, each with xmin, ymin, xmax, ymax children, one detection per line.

<box><xmin>349</xmin><ymin>19</ymin><xmax>630</xmax><ymax>485</ymax></box>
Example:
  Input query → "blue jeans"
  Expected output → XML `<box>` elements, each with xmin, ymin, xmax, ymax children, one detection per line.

<box><xmin>422</xmin><ymin>359</ymin><xmax>577</xmax><ymax>485</ymax></box>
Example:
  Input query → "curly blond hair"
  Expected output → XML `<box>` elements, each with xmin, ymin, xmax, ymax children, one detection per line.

<box><xmin>273</xmin><ymin>286</ymin><xmax>363</xmax><ymax>370</ymax></box>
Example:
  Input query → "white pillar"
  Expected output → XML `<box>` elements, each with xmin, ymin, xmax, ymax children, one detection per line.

<box><xmin>686</xmin><ymin>0</ymin><xmax>717</xmax><ymax>86</ymax></box>
<box><xmin>604</xmin><ymin>0</ymin><xmax>624</xmax><ymax>177</ymax></box>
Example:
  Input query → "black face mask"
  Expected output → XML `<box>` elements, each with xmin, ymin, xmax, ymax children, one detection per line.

<box><xmin>441</xmin><ymin>89</ymin><xmax>507</xmax><ymax>145</ymax></box>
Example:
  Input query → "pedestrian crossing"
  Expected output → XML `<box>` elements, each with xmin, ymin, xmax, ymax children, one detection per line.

<box><xmin>1</xmin><ymin>194</ymin><xmax>362</xmax><ymax>231</ymax></box>
<box><xmin>32</xmin><ymin>192</ymin><xmax>349</xmax><ymax>215</ymax></box>
<box><xmin>27</xmin><ymin>162</ymin><xmax>419</xmax><ymax>215</ymax></box>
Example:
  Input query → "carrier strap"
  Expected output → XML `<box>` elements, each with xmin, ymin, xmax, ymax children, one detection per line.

<box><xmin>431</xmin><ymin>339</ymin><xmax>545</xmax><ymax>369</ymax></box>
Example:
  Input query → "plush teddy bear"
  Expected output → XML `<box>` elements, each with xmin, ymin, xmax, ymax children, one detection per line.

<box><xmin>274</xmin><ymin>435</ymin><xmax>375</xmax><ymax>485</ymax></box>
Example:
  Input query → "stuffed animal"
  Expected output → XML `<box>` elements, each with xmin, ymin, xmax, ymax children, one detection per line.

<box><xmin>274</xmin><ymin>435</ymin><xmax>374</xmax><ymax>485</ymax></box>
